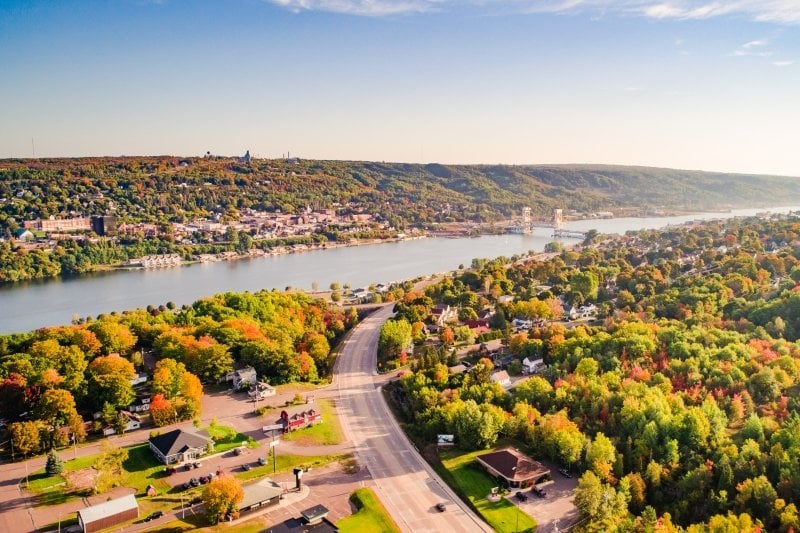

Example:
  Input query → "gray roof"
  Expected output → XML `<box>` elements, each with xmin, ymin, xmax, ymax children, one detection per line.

<box><xmin>149</xmin><ymin>428</ymin><xmax>211</xmax><ymax>458</ymax></box>
<box><xmin>78</xmin><ymin>494</ymin><xmax>138</xmax><ymax>524</ymax></box>
<box><xmin>240</xmin><ymin>478</ymin><xmax>283</xmax><ymax>509</ymax></box>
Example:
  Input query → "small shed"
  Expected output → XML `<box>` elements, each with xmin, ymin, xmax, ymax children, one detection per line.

<box><xmin>77</xmin><ymin>494</ymin><xmax>139</xmax><ymax>533</ymax></box>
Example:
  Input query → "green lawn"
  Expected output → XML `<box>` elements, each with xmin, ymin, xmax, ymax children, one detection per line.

<box><xmin>28</xmin><ymin>443</ymin><xmax>174</xmax><ymax>509</ymax></box>
<box><xmin>337</xmin><ymin>488</ymin><xmax>401</xmax><ymax>533</ymax></box>
<box><xmin>281</xmin><ymin>399</ymin><xmax>343</xmax><ymax>446</ymax></box>
<box><xmin>233</xmin><ymin>453</ymin><xmax>349</xmax><ymax>482</ymax></box>
<box><xmin>207</xmin><ymin>424</ymin><xmax>257</xmax><ymax>453</ymax></box>
<box><xmin>438</xmin><ymin>448</ymin><xmax>536</xmax><ymax>533</ymax></box>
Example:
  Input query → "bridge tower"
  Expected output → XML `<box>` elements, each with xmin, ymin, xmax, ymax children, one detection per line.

<box><xmin>553</xmin><ymin>208</ymin><xmax>564</xmax><ymax>229</ymax></box>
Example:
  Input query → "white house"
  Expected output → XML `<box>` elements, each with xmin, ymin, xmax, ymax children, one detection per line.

<box><xmin>522</xmin><ymin>357</ymin><xmax>545</xmax><ymax>374</ymax></box>
<box><xmin>491</xmin><ymin>370</ymin><xmax>511</xmax><ymax>387</ymax></box>
<box><xmin>228</xmin><ymin>367</ymin><xmax>258</xmax><ymax>391</ymax></box>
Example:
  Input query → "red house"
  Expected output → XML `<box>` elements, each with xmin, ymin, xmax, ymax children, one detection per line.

<box><xmin>279</xmin><ymin>407</ymin><xmax>322</xmax><ymax>433</ymax></box>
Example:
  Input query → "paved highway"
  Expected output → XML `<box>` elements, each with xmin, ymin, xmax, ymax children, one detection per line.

<box><xmin>335</xmin><ymin>305</ymin><xmax>491</xmax><ymax>532</ymax></box>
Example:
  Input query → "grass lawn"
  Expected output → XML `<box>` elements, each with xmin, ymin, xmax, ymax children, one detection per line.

<box><xmin>438</xmin><ymin>448</ymin><xmax>536</xmax><ymax>533</ymax></box>
<box><xmin>337</xmin><ymin>487</ymin><xmax>401</xmax><ymax>533</ymax></box>
<box><xmin>28</xmin><ymin>443</ymin><xmax>174</xmax><ymax>510</ymax></box>
<box><xmin>234</xmin><ymin>453</ymin><xmax>350</xmax><ymax>482</ymax></box>
<box><xmin>207</xmin><ymin>424</ymin><xmax>257</xmax><ymax>453</ymax></box>
<box><xmin>281</xmin><ymin>399</ymin><xmax>343</xmax><ymax>446</ymax></box>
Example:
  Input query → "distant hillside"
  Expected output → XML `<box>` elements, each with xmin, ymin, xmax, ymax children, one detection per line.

<box><xmin>1</xmin><ymin>157</ymin><xmax>799</xmax><ymax>231</ymax></box>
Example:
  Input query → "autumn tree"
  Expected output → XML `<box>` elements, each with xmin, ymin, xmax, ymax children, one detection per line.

<box><xmin>34</xmin><ymin>388</ymin><xmax>81</xmax><ymax>448</ymax></box>
<box><xmin>203</xmin><ymin>473</ymin><xmax>244</xmax><ymax>524</ymax></box>
<box><xmin>9</xmin><ymin>421</ymin><xmax>41</xmax><ymax>457</ymax></box>
<box><xmin>88</xmin><ymin>354</ymin><xmax>136</xmax><ymax>409</ymax></box>
<box><xmin>94</xmin><ymin>442</ymin><xmax>129</xmax><ymax>494</ymax></box>
<box><xmin>88</xmin><ymin>320</ymin><xmax>137</xmax><ymax>355</ymax></box>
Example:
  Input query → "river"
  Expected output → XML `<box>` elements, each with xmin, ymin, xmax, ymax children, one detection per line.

<box><xmin>1</xmin><ymin>206</ymin><xmax>797</xmax><ymax>334</ymax></box>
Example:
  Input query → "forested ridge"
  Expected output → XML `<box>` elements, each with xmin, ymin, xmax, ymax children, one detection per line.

<box><xmin>2</xmin><ymin>157</ymin><xmax>799</xmax><ymax>232</ymax></box>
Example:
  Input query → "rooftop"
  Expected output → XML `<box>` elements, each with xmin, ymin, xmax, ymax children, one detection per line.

<box><xmin>476</xmin><ymin>447</ymin><xmax>550</xmax><ymax>482</ymax></box>
<box><xmin>78</xmin><ymin>494</ymin><xmax>138</xmax><ymax>524</ymax></box>
<box><xmin>240</xmin><ymin>478</ymin><xmax>283</xmax><ymax>509</ymax></box>
<box><xmin>149</xmin><ymin>428</ymin><xmax>211</xmax><ymax>458</ymax></box>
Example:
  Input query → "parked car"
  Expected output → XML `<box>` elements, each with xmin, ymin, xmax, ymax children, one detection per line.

<box><xmin>189</xmin><ymin>477</ymin><xmax>200</xmax><ymax>487</ymax></box>
<box><xmin>258</xmin><ymin>456</ymin><xmax>267</xmax><ymax>466</ymax></box>
<box><xmin>192</xmin><ymin>462</ymin><xmax>202</xmax><ymax>469</ymax></box>
<box><xmin>462</xmin><ymin>361</ymin><xmax>472</xmax><ymax>368</ymax></box>
<box><xmin>199</xmin><ymin>476</ymin><xmax>210</xmax><ymax>484</ymax></box>
<box><xmin>532</xmin><ymin>487</ymin><xmax>546</xmax><ymax>498</ymax></box>
<box><xmin>188</xmin><ymin>496</ymin><xmax>203</xmax><ymax>506</ymax></box>
<box><xmin>144</xmin><ymin>511</ymin><xmax>163</xmax><ymax>522</ymax></box>
<box><xmin>559</xmin><ymin>468</ymin><xmax>572</xmax><ymax>478</ymax></box>
<box><xmin>181</xmin><ymin>481</ymin><xmax>192</xmax><ymax>490</ymax></box>
<box><xmin>234</xmin><ymin>447</ymin><xmax>244</xmax><ymax>456</ymax></box>
<box><xmin>515</xmin><ymin>491</ymin><xmax>528</xmax><ymax>502</ymax></box>
<box><xmin>241</xmin><ymin>463</ymin><xmax>252</xmax><ymax>471</ymax></box>
<box><xmin>165</xmin><ymin>466</ymin><xmax>177</xmax><ymax>476</ymax></box>
<box><xmin>435</xmin><ymin>503</ymin><xmax>447</xmax><ymax>512</ymax></box>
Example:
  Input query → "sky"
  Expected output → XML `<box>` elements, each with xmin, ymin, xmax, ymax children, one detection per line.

<box><xmin>1</xmin><ymin>1</ymin><xmax>799</xmax><ymax>176</ymax></box>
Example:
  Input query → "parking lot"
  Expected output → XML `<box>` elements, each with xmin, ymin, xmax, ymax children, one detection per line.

<box><xmin>506</xmin><ymin>466</ymin><xmax>579</xmax><ymax>533</ymax></box>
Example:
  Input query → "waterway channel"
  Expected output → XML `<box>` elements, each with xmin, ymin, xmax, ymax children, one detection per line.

<box><xmin>1</xmin><ymin>206</ymin><xmax>797</xmax><ymax>334</ymax></box>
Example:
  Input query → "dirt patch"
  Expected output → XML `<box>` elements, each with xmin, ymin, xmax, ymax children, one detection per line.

<box><xmin>64</xmin><ymin>468</ymin><xmax>97</xmax><ymax>492</ymax></box>
<box><xmin>340</xmin><ymin>456</ymin><xmax>360</xmax><ymax>475</ymax></box>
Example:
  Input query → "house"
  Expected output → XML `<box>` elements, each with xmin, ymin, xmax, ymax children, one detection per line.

<box><xmin>228</xmin><ymin>367</ymin><xmax>258</xmax><ymax>391</ymax></box>
<box><xmin>566</xmin><ymin>303</ymin><xmax>598</xmax><ymax>321</ymax></box>
<box><xmin>430</xmin><ymin>304</ymin><xmax>455</xmax><ymax>326</ymax></box>
<box><xmin>278</xmin><ymin>406</ymin><xmax>322</xmax><ymax>433</ymax></box>
<box><xmin>149</xmin><ymin>428</ymin><xmax>213</xmax><ymax>464</ymax></box>
<box><xmin>522</xmin><ymin>357</ymin><xmax>545</xmax><ymax>375</ymax></box>
<box><xmin>77</xmin><ymin>494</ymin><xmax>139</xmax><ymax>533</ymax></box>
<box><xmin>512</xmin><ymin>318</ymin><xmax>533</xmax><ymax>330</ymax></box>
<box><xmin>490</xmin><ymin>370</ymin><xmax>511</xmax><ymax>387</ymax></box>
<box><xmin>239</xmin><ymin>478</ymin><xmax>283</xmax><ymax>513</ymax></box>
<box><xmin>102</xmin><ymin>411</ymin><xmax>142</xmax><ymax>436</ymax></box>
<box><xmin>248</xmin><ymin>381</ymin><xmax>277</xmax><ymax>400</ymax></box>
<box><xmin>497</xmin><ymin>295</ymin><xmax>515</xmax><ymax>304</ymax></box>
<box><xmin>14</xmin><ymin>228</ymin><xmax>35</xmax><ymax>242</ymax></box>
<box><xmin>448</xmin><ymin>364</ymin><xmax>467</xmax><ymax>375</ymax></box>
<box><xmin>476</xmin><ymin>447</ymin><xmax>550</xmax><ymax>488</ymax></box>
<box><xmin>127</xmin><ymin>393</ymin><xmax>151</xmax><ymax>413</ymax></box>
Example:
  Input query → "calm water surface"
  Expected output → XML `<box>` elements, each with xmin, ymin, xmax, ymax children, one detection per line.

<box><xmin>1</xmin><ymin>206</ymin><xmax>796</xmax><ymax>333</ymax></box>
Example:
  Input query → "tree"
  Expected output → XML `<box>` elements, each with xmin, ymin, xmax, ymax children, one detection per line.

<box><xmin>150</xmin><ymin>393</ymin><xmax>177</xmax><ymax>427</ymax></box>
<box><xmin>88</xmin><ymin>354</ymin><xmax>136</xmax><ymax>409</ymax></box>
<box><xmin>203</xmin><ymin>473</ymin><xmax>244</xmax><ymax>524</ymax></box>
<box><xmin>113</xmin><ymin>412</ymin><xmax>129</xmax><ymax>435</ymax></box>
<box><xmin>35</xmin><ymin>388</ymin><xmax>81</xmax><ymax>447</ymax></box>
<box><xmin>378</xmin><ymin>319</ymin><xmax>412</xmax><ymax>364</ymax></box>
<box><xmin>45</xmin><ymin>450</ymin><xmax>64</xmax><ymax>475</ymax></box>
<box><xmin>9</xmin><ymin>421</ymin><xmax>41</xmax><ymax>457</ymax></box>
<box><xmin>448</xmin><ymin>400</ymin><xmax>504</xmax><ymax>450</ymax></box>
<box><xmin>570</xmin><ymin>271</ymin><xmax>600</xmax><ymax>302</ymax></box>
<box><xmin>544</xmin><ymin>241</ymin><xmax>564</xmax><ymax>253</ymax></box>
<box><xmin>94</xmin><ymin>442</ymin><xmax>129</xmax><ymax>494</ymax></box>
<box><xmin>88</xmin><ymin>320</ymin><xmax>137</xmax><ymax>355</ymax></box>
<box><xmin>586</xmin><ymin>432</ymin><xmax>617</xmax><ymax>482</ymax></box>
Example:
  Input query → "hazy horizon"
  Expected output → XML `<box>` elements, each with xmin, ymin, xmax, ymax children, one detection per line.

<box><xmin>2</xmin><ymin>1</ymin><xmax>799</xmax><ymax>175</ymax></box>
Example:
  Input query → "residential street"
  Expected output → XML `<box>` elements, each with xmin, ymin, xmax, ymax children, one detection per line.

<box><xmin>335</xmin><ymin>304</ymin><xmax>492</xmax><ymax>532</ymax></box>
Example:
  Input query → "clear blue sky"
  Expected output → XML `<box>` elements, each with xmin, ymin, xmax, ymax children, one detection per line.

<box><xmin>1</xmin><ymin>1</ymin><xmax>799</xmax><ymax>175</ymax></box>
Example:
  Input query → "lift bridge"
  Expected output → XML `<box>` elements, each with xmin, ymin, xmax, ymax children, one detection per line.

<box><xmin>507</xmin><ymin>208</ymin><xmax>587</xmax><ymax>239</ymax></box>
